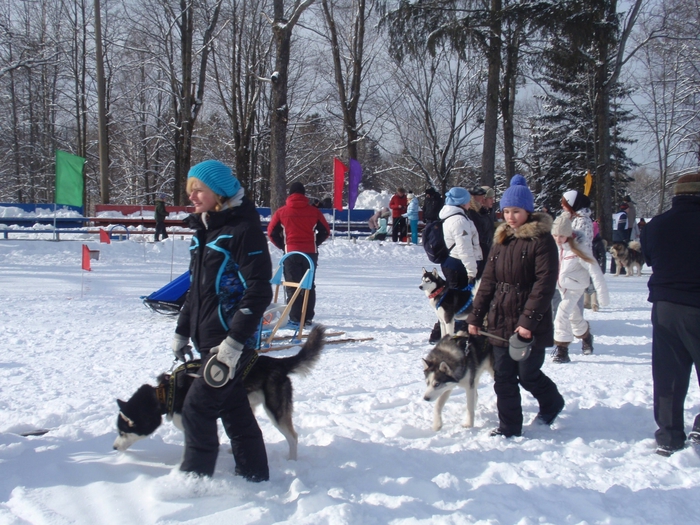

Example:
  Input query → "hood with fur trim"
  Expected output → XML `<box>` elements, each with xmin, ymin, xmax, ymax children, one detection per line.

<box><xmin>494</xmin><ymin>212</ymin><xmax>553</xmax><ymax>245</ymax></box>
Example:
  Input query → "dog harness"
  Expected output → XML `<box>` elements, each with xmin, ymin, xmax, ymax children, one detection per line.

<box><xmin>156</xmin><ymin>354</ymin><xmax>260</xmax><ymax>417</ymax></box>
<box><xmin>434</xmin><ymin>282</ymin><xmax>475</xmax><ymax>315</ymax></box>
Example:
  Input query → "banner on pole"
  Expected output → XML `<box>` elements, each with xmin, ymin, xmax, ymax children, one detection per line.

<box><xmin>333</xmin><ymin>158</ymin><xmax>347</xmax><ymax>211</ymax></box>
<box><xmin>583</xmin><ymin>170</ymin><xmax>593</xmax><ymax>196</ymax></box>
<box><xmin>55</xmin><ymin>150</ymin><xmax>85</xmax><ymax>207</ymax></box>
<box><xmin>82</xmin><ymin>244</ymin><xmax>91</xmax><ymax>271</ymax></box>
<box><xmin>348</xmin><ymin>159</ymin><xmax>362</xmax><ymax>211</ymax></box>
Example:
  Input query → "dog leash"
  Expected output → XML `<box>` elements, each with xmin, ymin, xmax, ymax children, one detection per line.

<box><xmin>476</xmin><ymin>329</ymin><xmax>509</xmax><ymax>344</ymax></box>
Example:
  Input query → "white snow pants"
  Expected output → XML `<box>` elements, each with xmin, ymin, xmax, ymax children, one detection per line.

<box><xmin>554</xmin><ymin>288</ymin><xmax>589</xmax><ymax>343</ymax></box>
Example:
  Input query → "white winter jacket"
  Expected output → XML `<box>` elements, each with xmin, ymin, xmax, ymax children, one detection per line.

<box><xmin>562</xmin><ymin>208</ymin><xmax>594</xmax><ymax>249</ymax></box>
<box><xmin>556</xmin><ymin>232</ymin><xmax>610</xmax><ymax>306</ymax></box>
<box><xmin>439</xmin><ymin>204</ymin><xmax>482</xmax><ymax>279</ymax></box>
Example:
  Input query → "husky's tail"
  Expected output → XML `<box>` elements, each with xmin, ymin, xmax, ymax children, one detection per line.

<box><xmin>283</xmin><ymin>325</ymin><xmax>326</xmax><ymax>376</ymax></box>
<box><xmin>628</xmin><ymin>240</ymin><xmax>642</xmax><ymax>252</ymax></box>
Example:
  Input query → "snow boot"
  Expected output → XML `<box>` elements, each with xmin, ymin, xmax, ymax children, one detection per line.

<box><xmin>429</xmin><ymin>322</ymin><xmax>442</xmax><ymax>344</ymax></box>
<box><xmin>551</xmin><ymin>343</ymin><xmax>571</xmax><ymax>364</ymax></box>
<box><xmin>580</xmin><ymin>328</ymin><xmax>594</xmax><ymax>355</ymax></box>
<box><xmin>689</xmin><ymin>422</ymin><xmax>700</xmax><ymax>445</ymax></box>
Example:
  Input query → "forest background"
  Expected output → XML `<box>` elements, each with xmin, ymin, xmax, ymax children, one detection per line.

<box><xmin>1</xmin><ymin>0</ymin><xmax>699</xmax><ymax>239</ymax></box>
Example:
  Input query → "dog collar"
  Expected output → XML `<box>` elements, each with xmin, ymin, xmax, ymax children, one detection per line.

<box><xmin>429</xmin><ymin>286</ymin><xmax>445</xmax><ymax>299</ymax></box>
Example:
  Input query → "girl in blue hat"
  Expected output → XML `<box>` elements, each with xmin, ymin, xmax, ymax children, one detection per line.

<box><xmin>467</xmin><ymin>175</ymin><xmax>564</xmax><ymax>438</ymax></box>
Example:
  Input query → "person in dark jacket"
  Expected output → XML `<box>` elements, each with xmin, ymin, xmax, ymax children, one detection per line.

<box><xmin>467</xmin><ymin>175</ymin><xmax>564</xmax><ymax>438</ymax></box>
<box><xmin>422</xmin><ymin>187</ymin><xmax>444</xmax><ymax>222</ymax></box>
<box><xmin>171</xmin><ymin>160</ymin><xmax>272</xmax><ymax>480</ymax></box>
<box><xmin>268</xmin><ymin>182</ymin><xmax>331</xmax><ymax>326</ymax></box>
<box><xmin>154</xmin><ymin>194</ymin><xmax>168</xmax><ymax>241</ymax></box>
<box><xmin>641</xmin><ymin>172</ymin><xmax>700</xmax><ymax>457</ymax></box>
<box><xmin>466</xmin><ymin>185</ymin><xmax>495</xmax><ymax>279</ymax></box>
<box><xmin>389</xmin><ymin>187</ymin><xmax>408</xmax><ymax>242</ymax></box>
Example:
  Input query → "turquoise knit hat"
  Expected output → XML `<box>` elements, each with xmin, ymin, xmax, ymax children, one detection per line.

<box><xmin>188</xmin><ymin>160</ymin><xmax>241</xmax><ymax>198</ymax></box>
<box><xmin>444</xmin><ymin>187</ymin><xmax>471</xmax><ymax>206</ymax></box>
<box><xmin>500</xmin><ymin>175</ymin><xmax>534</xmax><ymax>212</ymax></box>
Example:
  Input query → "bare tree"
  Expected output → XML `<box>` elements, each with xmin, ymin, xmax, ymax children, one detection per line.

<box><xmin>210</xmin><ymin>0</ymin><xmax>272</xmax><ymax>200</ymax></box>
<box><xmin>379</xmin><ymin>43</ymin><xmax>485</xmax><ymax>194</ymax></box>
<box><xmin>266</xmin><ymin>0</ymin><xmax>316</xmax><ymax>211</ymax></box>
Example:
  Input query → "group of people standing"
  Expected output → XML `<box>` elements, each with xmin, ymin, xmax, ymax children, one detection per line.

<box><xmin>424</xmin><ymin>177</ymin><xmax>606</xmax><ymax>438</ymax></box>
<box><xmin>157</xmin><ymin>158</ymin><xmax>700</xmax><ymax>483</ymax></box>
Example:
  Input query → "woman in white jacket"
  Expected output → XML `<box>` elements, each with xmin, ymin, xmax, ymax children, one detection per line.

<box><xmin>425</xmin><ymin>187</ymin><xmax>481</xmax><ymax>340</ymax></box>
<box><xmin>440</xmin><ymin>187</ymin><xmax>482</xmax><ymax>282</ymax></box>
<box><xmin>551</xmin><ymin>215</ymin><xmax>610</xmax><ymax>363</ymax></box>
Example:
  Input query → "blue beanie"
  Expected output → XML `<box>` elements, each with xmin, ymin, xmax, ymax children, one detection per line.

<box><xmin>444</xmin><ymin>187</ymin><xmax>471</xmax><ymax>206</ymax></box>
<box><xmin>500</xmin><ymin>175</ymin><xmax>534</xmax><ymax>212</ymax></box>
<box><xmin>188</xmin><ymin>160</ymin><xmax>241</xmax><ymax>198</ymax></box>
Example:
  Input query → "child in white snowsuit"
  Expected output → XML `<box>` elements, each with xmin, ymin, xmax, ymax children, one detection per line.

<box><xmin>551</xmin><ymin>215</ymin><xmax>610</xmax><ymax>363</ymax></box>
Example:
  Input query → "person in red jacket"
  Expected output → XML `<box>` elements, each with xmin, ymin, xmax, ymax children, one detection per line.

<box><xmin>267</xmin><ymin>182</ymin><xmax>331</xmax><ymax>326</ymax></box>
<box><xmin>389</xmin><ymin>187</ymin><xmax>408</xmax><ymax>242</ymax></box>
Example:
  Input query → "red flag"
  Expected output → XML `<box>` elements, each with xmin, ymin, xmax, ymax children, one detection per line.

<box><xmin>82</xmin><ymin>244</ymin><xmax>91</xmax><ymax>271</ymax></box>
<box><xmin>333</xmin><ymin>158</ymin><xmax>347</xmax><ymax>211</ymax></box>
<box><xmin>99</xmin><ymin>228</ymin><xmax>111</xmax><ymax>244</ymax></box>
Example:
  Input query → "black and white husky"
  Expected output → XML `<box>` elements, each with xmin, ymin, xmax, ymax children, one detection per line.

<box><xmin>113</xmin><ymin>325</ymin><xmax>326</xmax><ymax>460</ymax></box>
<box><xmin>423</xmin><ymin>333</ymin><xmax>494</xmax><ymax>431</ymax></box>
<box><xmin>420</xmin><ymin>268</ymin><xmax>474</xmax><ymax>337</ymax></box>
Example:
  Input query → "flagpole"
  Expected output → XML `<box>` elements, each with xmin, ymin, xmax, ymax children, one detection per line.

<box><xmin>53</xmin><ymin>203</ymin><xmax>58</xmax><ymax>242</ymax></box>
<box><xmin>170</xmin><ymin>236</ymin><xmax>175</xmax><ymax>281</ymax></box>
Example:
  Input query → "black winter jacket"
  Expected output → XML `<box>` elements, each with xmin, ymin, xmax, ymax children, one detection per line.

<box><xmin>641</xmin><ymin>194</ymin><xmax>700</xmax><ymax>309</ymax></box>
<box><xmin>467</xmin><ymin>204</ymin><xmax>495</xmax><ymax>260</ymax></box>
<box><xmin>176</xmin><ymin>198</ymin><xmax>273</xmax><ymax>352</ymax></box>
<box><xmin>467</xmin><ymin>212</ymin><xmax>558</xmax><ymax>347</ymax></box>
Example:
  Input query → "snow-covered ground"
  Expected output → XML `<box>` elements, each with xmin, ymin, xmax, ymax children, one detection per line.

<box><xmin>1</xmin><ymin>237</ymin><xmax>699</xmax><ymax>525</ymax></box>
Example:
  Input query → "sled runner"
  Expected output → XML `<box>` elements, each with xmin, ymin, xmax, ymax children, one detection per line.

<box><xmin>142</xmin><ymin>271</ymin><xmax>190</xmax><ymax>315</ymax></box>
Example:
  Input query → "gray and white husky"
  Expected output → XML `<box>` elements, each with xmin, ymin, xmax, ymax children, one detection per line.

<box><xmin>423</xmin><ymin>333</ymin><xmax>494</xmax><ymax>431</ymax></box>
<box><xmin>609</xmin><ymin>240</ymin><xmax>644</xmax><ymax>277</ymax></box>
<box><xmin>419</xmin><ymin>268</ymin><xmax>474</xmax><ymax>337</ymax></box>
<box><xmin>113</xmin><ymin>325</ymin><xmax>326</xmax><ymax>460</ymax></box>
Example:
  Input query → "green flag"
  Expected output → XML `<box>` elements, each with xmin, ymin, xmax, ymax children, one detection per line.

<box><xmin>55</xmin><ymin>150</ymin><xmax>85</xmax><ymax>207</ymax></box>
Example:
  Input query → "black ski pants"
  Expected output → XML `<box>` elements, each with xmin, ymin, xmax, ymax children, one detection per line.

<box><xmin>180</xmin><ymin>352</ymin><xmax>268</xmax><ymax>480</ymax></box>
<box><xmin>492</xmin><ymin>345</ymin><xmax>565</xmax><ymax>436</ymax></box>
<box><xmin>652</xmin><ymin>301</ymin><xmax>700</xmax><ymax>449</ymax></box>
<box><xmin>392</xmin><ymin>216</ymin><xmax>407</xmax><ymax>242</ymax></box>
<box><xmin>283</xmin><ymin>252</ymin><xmax>319</xmax><ymax>324</ymax></box>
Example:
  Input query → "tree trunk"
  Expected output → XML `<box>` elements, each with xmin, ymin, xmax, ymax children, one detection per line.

<box><xmin>481</xmin><ymin>0</ymin><xmax>501</xmax><ymax>187</ymax></box>
<box><xmin>94</xmin><ymin>0</ymin><xmax>110</xmax><ymax>203</ymax></box>
<box><xmin>270</xmin><ymin>24</ymin><xmax>291</xmax><ymax>211</ymax></box>
<box><xmin>501</xmin><ymin>23</ymin><xmax>521</xmax><ymax>181</ymax></box>
<box><xmin>594</xmin><ymin>58</ymin><xmax>612</xmax><ymax>241</ymax></box>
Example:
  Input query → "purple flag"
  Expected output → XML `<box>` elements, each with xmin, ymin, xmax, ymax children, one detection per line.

<box><xmin>348</xmin><ymin>159</ymin><xmax>363</xmax><ymax>210</ymax></box>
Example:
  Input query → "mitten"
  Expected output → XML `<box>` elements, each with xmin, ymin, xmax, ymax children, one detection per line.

<box><xmin>210</xmin><ymin>337</ymin><xmax>243</xmax><ymax>380</ymax></box>
<box><xmin>172</xmin><ymin>334</ymin><xmax>192</xmax><ymax>362</ymax></box>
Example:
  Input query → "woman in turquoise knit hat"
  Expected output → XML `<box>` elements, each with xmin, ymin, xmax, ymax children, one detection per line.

<box><xmin>171</xmin><ymin>159</ymin><xmax>272</xmax><ymax>481</ymax></box>
<box><xmin>467</xmin><ymin>175</ymin><xmax>564</xmax><ymax>438</ymax></box>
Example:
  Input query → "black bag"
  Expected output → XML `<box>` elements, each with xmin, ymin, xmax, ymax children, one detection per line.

<box><xmin>422</xmin><ymin>212</ymin><xmax>463</xmax><ymax>264</ymax></box>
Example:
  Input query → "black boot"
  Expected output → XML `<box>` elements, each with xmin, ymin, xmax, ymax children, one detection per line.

<box><xmin>581</xmin><ymin>329</ymin><xmax>594</xmax><ymax>355</ymax></box>
<box><xmin>429</xmin><ymin>322</ymin><xmax>442</xmax><ymax>344</ymax></box>
<box><xmin>551</xmin><ymin>344</ymin><xmax>571</xmax><ymax>364</ymax></box>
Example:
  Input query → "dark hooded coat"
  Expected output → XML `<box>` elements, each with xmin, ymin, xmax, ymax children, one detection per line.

<box><xmin>467</xmin><ymin>212</ymin><xmax>558</xmax><ymax>347</ymax></box>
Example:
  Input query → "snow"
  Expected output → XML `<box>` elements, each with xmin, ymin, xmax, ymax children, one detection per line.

<box><xmin>1</xmin><ymin>237</ymin><xmax>699</xmax><ymax>524</ymax></box>
<box><xmin>354</xmin><ymin>190</ymin><xmax>392</xmax><ymax>212</ymax></box>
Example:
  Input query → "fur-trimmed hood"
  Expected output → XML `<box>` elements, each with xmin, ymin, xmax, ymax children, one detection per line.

<box><xmin>494</xmin><ymin>212</ymin><xmax>553</xmax><ymax>245</ymax></box>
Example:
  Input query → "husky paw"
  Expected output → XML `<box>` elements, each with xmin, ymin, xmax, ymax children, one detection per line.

<box><xmin>432</xmin><ymin>420</ymin><xmax>443</xmax><ymax>432</ymax></box>
<box><xmin>462</xmin><ymin>420</ymin><xmax>474</xmax><ymax>429</ymax></box>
